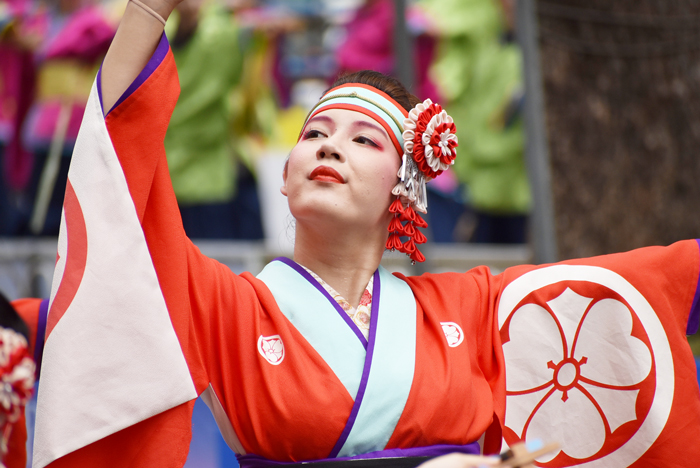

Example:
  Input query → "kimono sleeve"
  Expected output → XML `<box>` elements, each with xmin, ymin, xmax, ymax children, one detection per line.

<box><xmin>494</xmin><ymin>239</ymin><xmax>700</xmax><ymax>467</ymax></box>
<box><xmin>33</xmin><ymin>35</ymin><xmax>253</xmax><ymax>468</ymax></box>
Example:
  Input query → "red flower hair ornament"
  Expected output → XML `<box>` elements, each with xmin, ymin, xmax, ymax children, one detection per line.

<box><xmin>0</xmin><ymin>327</ymin><xmax>35</xmax><ymax>460</ymax></box>
<box><xmin>386</xmin><ymin>99</ymin><xmax>458</xmax><ymax>263</ymax></box>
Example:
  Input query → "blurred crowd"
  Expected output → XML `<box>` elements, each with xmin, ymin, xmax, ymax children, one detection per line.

<box><xmin>0</xmin><ymin>0</ymin><xmax>531</xmax><ymax>245</ymax></box>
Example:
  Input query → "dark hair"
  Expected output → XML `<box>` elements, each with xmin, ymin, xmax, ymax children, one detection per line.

<box><xmin>330</xmin><ymin>70</ymin><xmax>420</xmax><ymax>113</ymax></box>
<box><xmin>0</xmin><ymin>292</ymin><xmax>30</xmax><ymax>342</ymax></box>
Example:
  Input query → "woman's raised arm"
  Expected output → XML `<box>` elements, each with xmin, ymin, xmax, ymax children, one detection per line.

<box><xmin>100</xmin><ymin>0</ymin><xmax>179</xmax><ymax>111</ymax></box>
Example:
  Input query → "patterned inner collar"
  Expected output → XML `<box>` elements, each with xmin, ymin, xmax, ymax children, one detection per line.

<box><xmin>300</xmin><ymin>266</ymin><xmax>373</xmax><ymax>339</ymax></box>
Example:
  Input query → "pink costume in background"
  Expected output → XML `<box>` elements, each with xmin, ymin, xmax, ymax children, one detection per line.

<box><xmin>0</xmin><ymin>0</ymin><xmax>43</xmax><ymax>192</ymax></box>
<box><xmin>336</xmin><ymin>0</ymin><xmax>440</xmax><ymax>103</ymax></box>
<box><xmin>23</xmin><ymin>4</ymin><xmax>114</xmax><ymax>151</ymax></box>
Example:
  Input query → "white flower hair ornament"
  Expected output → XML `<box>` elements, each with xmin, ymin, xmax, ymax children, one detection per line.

<box><xmin>387</xmin><ymin>99</ymin><xmax>458</xmax><ymax>263</ymax></box>
<box><xmin>0</xmin><ymin>327</ymin><xmax>35</xmax><ymax>459</ymax></box>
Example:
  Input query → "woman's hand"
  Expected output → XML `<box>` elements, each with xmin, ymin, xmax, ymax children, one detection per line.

<box><xmin>101</xmin><ymin>0</ymin><xmax>182</xmax><ymax>111</ymax></box>
<box><xmin>417</xmin><ymin>453</ymin><xmax>500</xmax><ymax>468</ymax></box>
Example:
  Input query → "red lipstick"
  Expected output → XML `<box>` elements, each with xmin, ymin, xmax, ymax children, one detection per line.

<box><xmin>310</xmin><ymin>165</ymin><xmax>345</xmax><ymax>184</ymax></box>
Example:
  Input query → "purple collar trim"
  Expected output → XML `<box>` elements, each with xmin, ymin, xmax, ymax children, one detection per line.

<box><xmin>273</xmin><ymin>257</ymin><xmax>369</xmax><ymax>348</ymax></box>
<box><xmin>328</xmin><ymin>269</ymin><xmax>381</xmax><ymax>458</ymax></box>
<box><xmin>237</xmin><ymin>443</ymin><xmax>481</xmax><ymax>467</ymax></box>
<box><xmin>98</xmin><ymin>32</ymin><xmax>170</xmax><ymax>117</ymax></box>
<box><xmin>688</xmin><ymin>239</ymin><xmax>700</xmax><ymax>335</ymax></box>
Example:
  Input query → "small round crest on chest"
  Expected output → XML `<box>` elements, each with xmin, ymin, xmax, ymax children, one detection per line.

<box><xmin>440</xmin><ymin>322</ymin><xmax>464</xmax><ymax>347</ymax></box>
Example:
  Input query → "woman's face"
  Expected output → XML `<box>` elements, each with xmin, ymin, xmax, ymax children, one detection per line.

<box><xmin>282</xmin><ymin>108</ymin><xmax>401</xmax><ymax>231</ymax></box>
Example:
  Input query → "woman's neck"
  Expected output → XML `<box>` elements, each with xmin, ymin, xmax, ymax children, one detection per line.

<box><xmin>293</xmin><ymin>221</ymin><xmax>386</xmax><ymax>309</ymax></box>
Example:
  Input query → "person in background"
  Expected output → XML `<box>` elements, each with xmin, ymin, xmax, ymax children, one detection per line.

<box><xmin>164</xmin><ymin>0</ymin><xmax>264</xmax><ymax>240</ymax></box>
<box><xmin>420</xmin><ymin>0</ymin><xmax>530</xmax><ymax>244</ymax></box>
<box><xmin>0</xmin><ymin>0</ymin><xmax>42</xmax><ymax>236</ymax></box>
<box><xmin>336</xmin><ymin>0</ymin><xmax>440</xmax><ymax>105</ymax></box>
<box><xmin>20</xmin><ymin>0</ymin><xmax>114</xmax><ymax>236</ymax></box>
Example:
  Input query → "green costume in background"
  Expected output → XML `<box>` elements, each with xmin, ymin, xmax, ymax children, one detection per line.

<box><xmin>163</xmin><ymin>3</ymin><xmax>264</xmax><ymax>239</ymax></box>
<box><xmin>420</xmin><ymin>0</ymin><xmax>531</xmax><ymax>242</ymax></box>
<box><xmin>164</xmin><ymin>3</ymin><xmax>243</xmax><ymax>206</ymax></box>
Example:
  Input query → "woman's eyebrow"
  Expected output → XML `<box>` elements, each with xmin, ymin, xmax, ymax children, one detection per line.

<box><xmin>306</xmin><ymin>115</ymin><xmax>335</xmax><ymax>127</ymax></box>
<box><xmin>353</xmin><ymin>120</ymin><xmax>389</xmax><ymax>140</ymax></box>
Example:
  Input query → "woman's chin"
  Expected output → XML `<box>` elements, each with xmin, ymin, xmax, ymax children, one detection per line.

<box><xmin>289</xmin><ymin>192</ymin><xmax>391</xmax><ymax>229</ymax></box>
<box><xmin>295</xmin><ymin>208</ymin><xmax>357</xmax><ymax>227</ymax></box>
<box><xmin>294</xmin><ymin>205</ymin><xmax>382</xmax><ymax>231</ymax></box>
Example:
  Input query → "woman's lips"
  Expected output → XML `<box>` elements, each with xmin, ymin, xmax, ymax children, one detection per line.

<box><xmin>310</xmin><ymin>165</ymin><xmax>345</xmax><ymax>184</ymax></box>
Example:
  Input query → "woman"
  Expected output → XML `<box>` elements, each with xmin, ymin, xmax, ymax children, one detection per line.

<box><xmin>32</xmin><ymin>0</ymin><xmax>700</xmax><ymax>467</ymax></box>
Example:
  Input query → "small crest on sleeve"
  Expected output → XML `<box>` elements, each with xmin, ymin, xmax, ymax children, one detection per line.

<box><xmin>440</xmin><ymin>322</ymin><xmax>464</xmax><ymax>347</ymax></box>
<box><xmin>257</xmin><ymin>335</ymin><xmax>285</xmax><ymax>365</ymax></box>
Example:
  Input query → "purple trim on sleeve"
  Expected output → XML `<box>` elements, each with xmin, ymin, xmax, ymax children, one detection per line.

<box><xmin>687</xmin><ymin>239</ymin><xmax>700</xmax><ymax>335</ymax></box>
<box><xmin>104</xmin><ymin>33</ymin><xmax>170</xmax><ymax>116</ymax></box>
<box><xmin>274</xmin><ymin>257</ymin><xmax>368</xmax><ymax>348</ymax></box>
<box><xmin>329</xmin><ymin>270</ymin><xmax>381</xmax><ymax>458</ymax></box>
<box><xmin>97</xmin><ymin>67</ymin><xmax>104</xmax><ymax>114</ymax></box>
<box><xmin>237</xmin><ymin>443</ymin><xmax>481</xmax><ymax>467</ymax></box>
<box><xmin>35</xmin><ymin>298</ymin><xmax>49</xmax><ymax>379</ymax></box>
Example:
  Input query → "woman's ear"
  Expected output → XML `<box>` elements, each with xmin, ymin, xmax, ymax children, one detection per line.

<box><xmin>280</xmin><ymin>158</ymin><xmax>289</xmax><ymax>197</ymax></box>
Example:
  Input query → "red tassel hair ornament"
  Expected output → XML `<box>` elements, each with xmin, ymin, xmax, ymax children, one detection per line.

<box><xmin>385</xmin><ymin>196</ymin><xmax>429</xmax><ymax>264</ymax></box>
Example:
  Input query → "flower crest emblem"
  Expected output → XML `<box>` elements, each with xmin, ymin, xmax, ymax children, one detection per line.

<box><xmin>498</xmin><ymin>265</ymin><xmax>674</xmax><ymax>468</ymax></box>
<box><xmin>257</xmin><ymin>335</ymin><xmax>285</xmax><ymax>366</ymax></box>
<box><xmin>402</xmin><ymin>98</ymin><xmax>458</xmax><ymax>180</ymax></box>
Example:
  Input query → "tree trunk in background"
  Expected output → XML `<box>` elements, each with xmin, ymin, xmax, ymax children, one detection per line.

<box><xmin>537</xmin><ymin>0</ymin><xmax>700</xmax><ymax>259</ymax></box>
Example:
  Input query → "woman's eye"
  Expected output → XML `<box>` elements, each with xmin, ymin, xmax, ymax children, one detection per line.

<box><xmin>355</xmin><ymin>136</ymin><xmax>378</xmax><ymax>147</ymax></box>
<box><xmin>304</xmin><ymin>129</ymin><xmax>325</xmax><ymax>139</ymax></box>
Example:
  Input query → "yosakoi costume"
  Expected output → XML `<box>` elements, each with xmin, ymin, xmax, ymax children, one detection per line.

<box><xmin>34</xmin><ymin>34</ymin><xmax>700</xmax><ymax>468</ymax></box>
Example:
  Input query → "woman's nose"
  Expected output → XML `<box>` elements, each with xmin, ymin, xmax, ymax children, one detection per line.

<box><xmin>316</xmin><ymin>143</ymin><xmax>343</xmax><ymax>161</ymax></box>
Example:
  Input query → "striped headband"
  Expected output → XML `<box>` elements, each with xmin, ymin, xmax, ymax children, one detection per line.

<box><xmin>300</xmin><ymin>82</ymin><xmax>459</xmax><ymax>263</ymax></box>
<box><xmin>299</xmin><ymin>83</ymin><xmax>408</xmax><ymax>156</ymax></box>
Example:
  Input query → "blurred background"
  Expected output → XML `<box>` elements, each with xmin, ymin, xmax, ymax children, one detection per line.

<box><xmin>1</xmin><ymin>0</ymin><xmax>699</xmax><ymax>466</ymax></box>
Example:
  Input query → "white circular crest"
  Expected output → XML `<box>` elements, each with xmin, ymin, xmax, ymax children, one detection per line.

<box><xmin>498</xmin><ymin>265</ymin><xmax>674</xmax><ymax>467</ymax></box>
<box><xmin>440</xmin><ymin>322</ymin><xmax>464</xmax><ymax>348</ymax></box>
<box><xmin>257</xmin><ymin>335</ymin><xmax>285</xmax><ymax>366</ymax></box>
